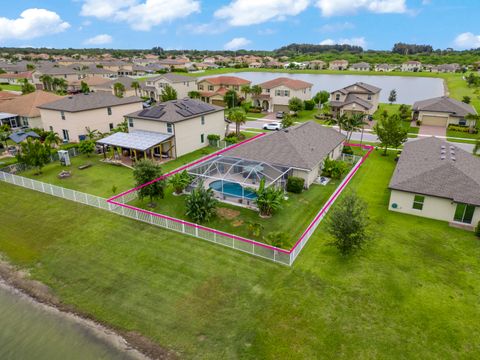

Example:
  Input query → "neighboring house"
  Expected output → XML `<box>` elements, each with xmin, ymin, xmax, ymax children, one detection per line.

<box><xmin>141</xmin><ymin>73</ymin><xmax>197</xmax><ymax>100</ymax></box>
<box><xmin>330</xmin><ymin>82</ymin><xmax>381</xmax><ymax>117</ymax></box>
<box><xmin>94</xmin><ymin>77</ymin><xmax>141</xmax><ymax>98</ymax></box>
<box><xmin>375</xmin><ymin>63</ymin><xmax>396</xmax><ymax>72</ymax></box>
<box><xmin>350</xmin><ymin>62</ymin><xmax>370</xmax><ymax>71</ymax></box>
<box><xmin>0</xmin><ymin>71</ymin><xmax>33</xmax><ymax>84</ymax></box>
<box><xmin>9</xmin><ymin>130</ymin><xmax>40</xmax><ymax>144</ymax></box>
<box><xmin>32</xmin><ymin>65</ymin><xmax>116</xmax><ymax>89</ymax></box>
<box><xmin>68</xmin><ymin>76</ymin><xmax>112</xmax><ymax>93</ymax></box>
<box><xmin>401</xmin><ymin>61</ymin><xmax>422</xmax><ymax>72</ymax></box>
<box><xmin>226</xmin><ymin>121</ymin><xmax>346</xmax><ymax>188</ymax></box>
<box><xmin>412</xmin><ymin>96</ymin><xmax>477</xmax><ymax>127</ymax></box>
<box><xmin>307</xmin><ymin>60</ymin><xmax>327</xmax><ymax>70</ymax></box>
<box><xmin>389</xmin><ymin>137</ymin><xmax>480</xmax><ymax>229</ymax></box>
<box><xmin>157</xmin><ymin>59</ymin><xmax>191</xmax><ymax>70</ymax></box>
<box><xmin>197</xmin><ymin>76</ymin><xmax>251</xmax><ymax>106</ymax></box>
<box><xmin>0</xmin><ymin>91</ymin><xmax>20</xmax><ymax>101</ymax></box>
<box><xmin>252</xmin><ymin>77</ymin><xmax>313</xmax><ymax>112</ymax></box>
<box><xmin>264</xmin><ymin>61</ymin><xmax>285</xmax><ymax>69</ymax></box>
<box><xmin>0</xmin><ymin>91</ymin><xmax>63</xmax><ymax>129</ymax></box>
<box><xmin>107</xmin><ymin>98</ymin><xmax>226</xmax><ymax>157</ymax></box>
<box><xmin>430</xmin><ymin>63</ymin><xmax>460</xmax><ymax>73</ymax></box>
<box><xmin>329</xmin><ymin>60</ymin><xmax>349</xmax><ymax>70</ymax></box>
<box><xmin>38</xmin><ymin>92</ymin><xmax>143</xmax><ymax>142</ymax></box>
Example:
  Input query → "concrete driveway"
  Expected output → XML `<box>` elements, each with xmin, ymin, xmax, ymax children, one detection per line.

<box><xmin>419</xmin><ymin>125</ymin><xmax>446</xmax><ymax>137</ymax></box>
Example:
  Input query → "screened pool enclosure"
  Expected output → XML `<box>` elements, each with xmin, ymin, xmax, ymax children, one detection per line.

<box><xmin>187</xmin><ymin>156</ymin><xmax>291</xmax><ymax>206</ymax></box>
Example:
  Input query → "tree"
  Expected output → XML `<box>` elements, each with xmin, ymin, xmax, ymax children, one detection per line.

<box><xmin>342</xmin><ymin>113</ymin><xmax>366</xmax><ymax>142</ymax></box>
<box><xmin>21</xmin><ymin>79</ymin><xmax>35</xmax><ymax>94</ymax></box>
<box><xmin>223</xmin><ymin>89</ymin><xmax>239</xmax><ymax>108</ymax></box>
<box><xmin>111</xmin><ymin>120</ymin><xmax>128</xmax><ymax>133</ymax></box>
<box><xmin>52</xmin><ymin>77</ymin><xmax>68</xmax><ymax>93</ymax></box>
<box><xmin>247</xmin><ymin>222</ymin><xmax>263</xmax><ymax>237</ymax></box>
<box><xmin>0</xmin><ymin>124</ymin><xmax>11</xmax><ymax>149</ymax></box>
<box><xmin>373</xmin><ymin>114</ymin><xmax>408</xmax><ymax>155</ymax></box>
<box><xmin>80</xmin><ymin>81</ymin><xmax>90</xmax><ymax>94</ymax></box>
<box><xmin>133</xmin><ymin>159</ymin><xmax>165</xmax><ymax>204</ymax></box>
<box><xmin>388</xmin><ymin>89</ymin><xmax>397</xmax><ymax>104</ymax></box>
<box><xmin>281</xmin><ymin>113</ymin><xmax>294</xmax><ymax>128</ymax></box>
<box><xmin>398</xmin><ymin>104</ymin><xmax>411</xmax><ymax>121</ymax></box>
<box><xmin>288</xmin><ymin>96</ymin><xmax>304</xmax><ymax>115</ymax></box>
<box><xmin>462</xmin><ymin>95</ymin><xmax>471</xmax><ymax>104</ymax></box>
<box><xmin>228</xmin><ymin>109</ymin><xmax>246</xmax><ymax>137</ymax></box>
<box><xmin>250</xmin><ymin>85</ymin><xmax>262</xmax><ymax>97</ymax></box>
<box><xmin>326</xmin><ymin>192</ymin><xmax>369</xmax><ymax>256</ymax></box>
<box><xmin>255</xmin><ymin>178</ymin><xmax>284</xmax><ymax>217</ymax></box>
<box><xmin>185</xmin><ymin>180</ymin><xmax>218</xmax><ymax>223</ymax></box>
<box><xmin>85</xmin><ymin>127</ymin><xmax>100</xmax><ymax>140</ymax></box>
<box><xmin>131</xmin><ymin>81</ymin><xmax>140</xmax><ymax>96</ymax></box>
<box><xmin>313</xmin><ymin>90</ymin><xmax>330</xmax><ymax>109</ymax></box>
<box><xmin>265</xmin><ymin>231</ymin><xmax>288</xmax><ymax>248</ymax></box>
<box><xmin>44</xmin><ymin>131</ymin><xmax>61</xmax><ymax>148</ymax></box>
<box><xmin>188</xmin><ymin>90</ymin><xmax>201</xmax><ymax>99</ymax></box>
<box><xmin>113</xmin><ymin>82</ymin><xmax>126</xmax><ymax>98</ymax></box>
<box><xmin>240</xmin><ymin>84</ymin><xmax>251</xmax><ymax>100</ymax></box>
<box><xmin>26</xmin><ymin>63</ymin><xmax>35</xmax><ymax>71</ymax></box>
<box><xmin>168</xmin><ymin>170</ymin><xmax>191</xmax><ymax>194</ymax></box>
<box><xmin>79</xmin><ymin>140</ymin><xmax>95</xmax><ymax>157</ymax></box>
<box><xmin>16</xmin><ymin>138</ymin><xmax>51</xmax><ymax>174</ymax></box>
<box><xmin>160</xmin><ymin>84</ymin><xmax>177</xmax><ymax>102</ymax></box>
<box><xmin>39</xmin><ymin>74</ymin><xmax>53</xmax><ymax>91</ymax></box>
<box><xmin>327</xmin><ymin>113</ymin><xmax>348</xmax><ymax>133</ymax></box>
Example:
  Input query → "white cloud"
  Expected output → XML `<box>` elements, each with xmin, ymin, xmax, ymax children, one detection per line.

<box><xmin>215</xmin><ymin>0</ymin><xmax>310</xmax><ymax>26</ymax></box>
<box><xmin>84</xmin><ymin>34</ymin><xmax>113</xmax><ymax>45</ymax></box>
<box><xmin>81</xmin><ymin>0</ymin><xmax>200</xmax><ymax>31</ymax></box>
<box><xmin>184</xmin><ymin>23</ymin><xmax>225</xmax><ymax>35</ymax></box>
<box><xmin>319</xmin><ymin>21</ymin><xmax>354</xmax><ymax>32</ymax></box>
<box><xmin>319</xmin><ymin>37</ymin><xmax>367</xmax><ymax>48</ymax></box>
<box><xmin>0</xmin><ymin>8</ymin><xmax>70</xmax><ymax>41</ymax></box>
<box><xmin>316</xmin><ymin>0</ymin><xmax>407</xmax><ymax>16</ymax></box>
<box><xmin>453</xmin><ymin>32</ymin><xmax>480</xmax><ymax>49</ymax></box>
<box><xmin>224</xmin><ymin>37</ymin><xmax>251</xmax><ymax>50</ymax></box>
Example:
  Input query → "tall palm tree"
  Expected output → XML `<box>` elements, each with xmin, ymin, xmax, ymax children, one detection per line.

<box><xmin>255</xmin><ymin>178</ymin><xmax>284</xmax><ymax>218</ymax></box>
<box><xmin>52</xmin><ymin>77</ymin><xmax>68</xmax><ymax>93</ymax></box>
<box><xmin>241</xmin><ymin>84</ymin><xmax>251</xmax><ymax>100</ymax></box>
<box><xmin>131</xmin><ymin>81</ymin><xmax>140</xmax><ymax>96</ymax></box>
<box><xmin>327</xmin><ymin>113</ymin><xmax>348</xmax><ymax>133</ymax></box>
<box><xmin>344</xmin><ymin>113</ymin><xmax>367</xmax><ymax>142</ymax></box>
<box><xmin>228</xmin><ymin>109</ymin><xmax>246</xmax><ymax>137</ymax></box>
<box><xmin>250</xmin><ymin>85</ymin><xmax>262</xmax><ymax>97</ymax></box>
<box><xmin>113</xmin><ymin>82</ymin><xmax>126</xmax><ymax>98</ymax></box>
<box><xmin>39</xmin><ymin>74</ymin><xmax>53</xmax><ymax>91</ymax></box>
<box><xmin>44</xmin><ymin>131</ymin><xmax>61</xmax><ymax>148</ymax></box>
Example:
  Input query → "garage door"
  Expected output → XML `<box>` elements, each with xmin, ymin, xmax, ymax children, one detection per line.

<box><xmin>273</xmin><ymin>104</ymin><xmax>289</xmax><ymax>112</ymax></box>
<box><xmin>421</xmin><ymin>115</ymin><xmax>448</xmax><ymax>126</ymax></box>
<box><xmin>212</xmin><ymin>99</ymin><xmax>225</xmax><ymax>107</ymax></box>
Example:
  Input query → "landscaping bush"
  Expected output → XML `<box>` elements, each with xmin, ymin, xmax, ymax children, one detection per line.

<box><xmin>248</xmin><ymin>107</ymin><xmax>262</xmax><ymax>113</ymax></box>
<box><xmin>416</xmin><ymin>120</ymin><xmax>422</xmax><ymax>126</ymax></box>
<box><xmin>475</xmin><ymin>221</ymin><xmax>480</xmax><ymax>238</ymax></box>
<box><xmin>286</xmin><ymin>176</ymin><xmax>304</xmax><ymax>193</ymax></box>
<box><xmin>265</xmin><ymin>231</ymin><xmax>289</xmax><ymax>248</ymax></box>
<box><xmin>304</xmin><ymin>99</ymin><xmax>316</xmax><ymax>111</ymax></box>
<box><xmin>448</xmin><ymin>124</ymin><xmax>478</xmax><ymax>134</ymax></box>
<box><xmin>322</xmin><ymin>158</ymin><xmax>349</xmax><ymax>179</ymax></box>
<box><xmin>207</xmin><ymin>134</ymin><xmax>220</xmax><ymax>146</ymax></box>
<box><xmin>342</xmin><ymin>146</ymin><xmax>354</xmax><ymax>155</ymax></box>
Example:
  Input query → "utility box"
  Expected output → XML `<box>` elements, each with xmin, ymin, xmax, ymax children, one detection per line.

<box><xmin>58</xmin><ymin>150</ymin><xmax>71</xmax><ymax>166</ymax></box>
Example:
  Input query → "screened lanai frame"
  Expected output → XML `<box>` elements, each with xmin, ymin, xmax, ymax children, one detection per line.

<box><xmin>187</xmin><ymin>155</ymin><xmax>292</xmax><ymax>201</ymax></box>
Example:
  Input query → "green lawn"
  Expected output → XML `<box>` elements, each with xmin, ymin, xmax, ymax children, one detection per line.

<box><xmin>446</xmin><ymin>129</ymin><xmax>479</xmax><ymax>140</ymax></box>
<box><xmin>373</xmin><ymin>103</ymin><xmax>419</xmax><ymax>137</ymax></box>
<box><xmin>0</xmin><ymin>84</ymin><xmax>22</xmax><ymax>91</ymax></box>
<box><xmin>1</xmin><ymin>150</ymin><xmax>480</xmax><ymax>359</ymax></box>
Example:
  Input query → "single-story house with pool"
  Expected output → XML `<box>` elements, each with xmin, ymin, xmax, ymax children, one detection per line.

<box><xmin>187</xmin><ymin>121</ymin><xmax>346</xmax><ymax>206</ymax></box>
<box><xmin>388</xmin><ymin>137</ymin><xmax>480</xmax><ymax>230</ymax></box>
<box><xmin>412</xmin><ymin>96</ymin><xmax>477</xmax><ymax>127</ymax></box>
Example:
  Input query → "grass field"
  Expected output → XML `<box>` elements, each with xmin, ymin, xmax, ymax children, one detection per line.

<box><xmin>0</xmin><ymin>84</ymin><xmax>22</xmax><ymax>91</ymax></box>
<box><xmin>1</xmin><ymin>150</ymin><xmax>480</xmax><ymax>359</ymax></box>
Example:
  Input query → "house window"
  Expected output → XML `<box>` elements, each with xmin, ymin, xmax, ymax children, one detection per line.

<box><xmin>167</xmin><ymin>123</ymin><xmax>173</xmax><ymax>133</ymax></box>
<box><xmin>128</xmin><ymin>118</ymin><xmax>134</xmax><ymax>128</ymax></box>
<box><xmin>107</xmin><ymin>107</ymin><xmax>112</xmax><ymax>115</ymax></box>
<box><xmin>208</xmin><ymin>85</ymin><xmax>214</xmax><ymax>91</ymax></box>
<box><xmin>367</xmin><ymin>94</ymin><xmax>372</xmax><ymax>100</ymax></box>
<box><xmin>234</xmin><ymin>86</ymin><xmax>239</xmax><ymax>91</ymax></box>
<box><xmin>335</xmin><ymin>94</ymin><xmax>340</xmax><ymax>101</ymax></box>
<box><xmin>412</xmin><ymin>195</ymin><xmax>425</xmax><ymax>210</ymax></box>
<box><xmin>109</xmin><ymin>123</ymin><xmax>114</xmax><ymax>130</ymax></box>
<box><xmin>62</xmin><ymin>129</ymin><xmax>70</xmax><ymax>142</ymax></box>
<box><xmin>275</xmin><ymin>90</ymin><xmax>281</xmax><ymax>96</ymax></box>
<box><xmin>285</xmin><ymin>90</ymin><xmax>290</xmax><ymax>97</ymax></box>
<box><xmin>266</xmin><ymin>89</ymin><xmax>270</xmax><ymax>93</ymax></box>
<box><xmin>49</xmin><ymin>126</ymin><xmax>53</xmax><ymax>132</ymax></box>
<box><xmin>198</xmin><ymin>85</ymin><xmax>204</xmax><ymax>90</ymax></box>
<box><xmin>201</xmin><ymin>115</ymin><xmax>205</xmax><ymax>125</ymax></box>
<box><xmin>61</xmin><ymin>111</ymin><xmax>65</xmax><ymax>120</ymax></box>
<box><xmin>459</xmin><ymin>118</ymin><xmax>467</xmax><ymax>126</ymax></box>
<box><xmin>200</xmin><ymin>133</ymin><xmax>205</xmax><ymax>143</ymax></box>
<box><xmin>454</xmin><ymin>203</ymin><xmax>475</xmax><ymax>224</ymax></box>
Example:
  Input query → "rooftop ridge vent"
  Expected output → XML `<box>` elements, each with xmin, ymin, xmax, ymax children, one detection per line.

<box><xmin>451</xmin><ymin>156</ymin><xmax>456</xmax><ymax>161</ymax></box>
<box><xmin>440</xmin><ymin>155</ymin><xmax>446</xmax><ymax>160</ymax></box>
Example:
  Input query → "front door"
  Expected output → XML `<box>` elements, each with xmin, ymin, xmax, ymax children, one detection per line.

<box><xmin>453</xmin><ymin>203</ymin><xmax>475</xmax><ymax>224</ymax></box>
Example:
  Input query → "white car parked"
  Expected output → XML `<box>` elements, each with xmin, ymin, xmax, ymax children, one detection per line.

<box><xmin>263</xmin><ymin>122</ymin><xmax>282</xmax><ymax>131</ymax></box>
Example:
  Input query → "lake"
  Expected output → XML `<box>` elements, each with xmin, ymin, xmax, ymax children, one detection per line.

<box><xmin>0</xmin><ymin>282</ymin><xmax>144</xmax><ymax>360</ymax></box>
<box><xmin>201</xmin><ymin>72</ymin><xmax>445</xmax><ymax>105</ymax></box>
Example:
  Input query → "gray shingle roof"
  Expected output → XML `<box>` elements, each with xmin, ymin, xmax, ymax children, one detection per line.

<box><xmin>148</xmin><ymin>73</ymin><xmax>195</xmax><ymax>83</ymax></box>
<box><xmin>331</xmin><ymin>82</ymin><xmax>381</xmax><ymax>95</ymax></box>
<box><xmin>37</xmin><ymin>92</ymin><xmax>142</xmax><ymax>112</ymax></box>
<box><xmin>126</xmin><ymin>98</ymin><xmax>223</xmax><ymax>123</ymax></box>
<box><xmin>330</xmin><ymin>93</ymin><xmax>373</xmax><ymax>110</ymax></box>
<box><xmin>226</xmin><ymin>121</ymin><xmax>346</xmax><ymax>170</ymax></box>
<box><xmin>412</xmin><ymin>96</ymin><xmax>477</xmax><ymax>117</ymax></box>
<box><xmin>389</xmin><ymin>137</ymin><xmax>480</xmax><ymax>206</ymax></box>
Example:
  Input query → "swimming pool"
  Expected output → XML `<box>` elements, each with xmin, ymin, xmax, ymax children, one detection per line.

<box><xmin>209</xmin><ymin>180</ymin><xmax>257</xmax><ymax>200</ymax></box>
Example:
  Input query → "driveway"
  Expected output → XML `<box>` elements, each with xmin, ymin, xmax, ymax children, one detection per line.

<box><xmin>419</xmin><ymin>125</ymin><xmax>446</xmax><ymax>137</ymax></box>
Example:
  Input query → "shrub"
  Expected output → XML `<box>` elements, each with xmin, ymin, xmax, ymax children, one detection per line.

<box><xmin>448</xmin><ymin>124</ymin><xmax>478</xmax><ymax>134</ymax></box>
<box><xmin>168</xmin><ymin>170</ymin><xmax>191</xmax><ymax>194</ymax></box>
<box><xmin>207</xmin><ymin>134</ymin><xmax>220</xmax><ymax>146</ymax></box>
<box><xmin>185</xmin><ymin>180</ymin><xmax>218</xmax><ymax>223</ymax></box>
<box><xmin>416</xmin><ymin>120</ymin><xmax>422</xmax><ymax>126</ymax></box>
<box><xmin>342</xmin><ymin>146</ymin><xmax>354</xmax><ymax>155</ymax></box>
<box><xmin>475</xmin><ymin>221</ymin><xmax>480</xmax><ymax>238</ymax></box>
<box><xmin>265</xmin><ymin>231</ymin><xmax>289</xmax><ymax>248</ymax></box>
<box><xmin>322</xmin><ymin>158</ymin><xmax>349</xmax><ymax>179</ymax></box>
<box><xmin>248</xmin><ymin>107</ymin><xmax>262</xmax><ymax>113</ymax></box>
<box><xmin>286</xmin><ymin>176</ymin><xmax>304</xmax><ymax>193</ymax></box>
<box><xmin>304</xmin><ymin>99</ymin><xmax>316</xmax><ymax>111</ymax></box>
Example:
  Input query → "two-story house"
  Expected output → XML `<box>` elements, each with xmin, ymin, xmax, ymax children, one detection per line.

<box><xmin>197</xmin><ymin>76</ymin><xmax>251</xmax><ymax>107</ymax></box>
<box><xmin>401</xmin><ymin>61</ymin><xmax>422</xmax><ymax>72</ymax></box>
<box><xmin>252</xmin><ymin>77</ymin><xmax>313</xmax><ymax>112</ymax></box>
<box><xmin>329</xmin><ymin>60</ymin><xmax>349</xmax><ymax>70</ymax></box>
<box><xmin>330</xmin><ymin>82</ymin><xmax>381</xmax><ymax>117</ymax></box>
<box><xmin>141</xmin><ymin>73</ymin><xmax>197</xmax><ymax>101</ymax></box>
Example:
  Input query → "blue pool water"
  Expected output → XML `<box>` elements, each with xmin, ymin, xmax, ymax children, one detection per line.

<box><xmin>209</xmin><ymin>180</ymin><xmax>257</xmax><ymax>200</ymax></box>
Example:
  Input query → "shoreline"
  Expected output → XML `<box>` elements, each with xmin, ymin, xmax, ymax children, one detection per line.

<box><xmin>0</xmin><ymin>258</ymin><xmax>175</xmax><ymax>360</ymax></box>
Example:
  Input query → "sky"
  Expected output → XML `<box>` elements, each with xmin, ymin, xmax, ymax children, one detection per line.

<box><xmin>0</xmin><ymin>0</ymin><xmax>479</xmax><ymax>51</ymax></box>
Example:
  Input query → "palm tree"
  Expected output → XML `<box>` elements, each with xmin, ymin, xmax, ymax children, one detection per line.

<box><xmin>241</xmin><ymin>84</ymin><xmax>251</xmax><ymax>100</ymax></box>
<box><xmin>465</xmin><ymin>113</ymin><xmax>480</xmax><ymax>133</ymax></box>
<box><xmin>131</xmin><ymin>81</ymin><xmax>140</xmax><ymax>96</ymax></box>
<box><xmin>52</xmin><ymin>77</ymin><xmax>68</xmax><ymax>94</ymax></box>
<box><xmin>113</xmin><ymin>82</ymin><xmax>126</xmax><ymax>98</ymax></box>
<box><xmin>255</xmin><ymin>178</ymin><xmax>284</xmax><ymax>218</ymax></box>
<box><xmin>327</xmin><ymin>113</ymin><xmax>348</xmax><ymax>133</ymax></box>
<box><xmin>44</xmin><ymin>131</ymin><xmax>61</xmax><ymax>148</ymax></box>
<box><xmin>228</xmin><ymin>109</ymin><xmax>246</xmax><ymax>137</ymax></box>
<box><xmin>188</xmin><ymin>90</ymin><xmax>201</xmax><ymax>99</ymax></box>
<box><xmin>343</xmin><ymin>113</ymin><xmax>367</xmax><ymax>142</ymax></box>
<box><xmin>85</xmin><ymin>127</ymin><xmax>100</xmax><ymax>140</ymax></box>
<box><xmin>39</xmin><ymin>74</ymin><xmax>53</xmax><ymax>91</ymax></box>
<box><xmin>250</xmin><ymin>85</ymin><xmax>262</xmax><ymax>97</ymax></box>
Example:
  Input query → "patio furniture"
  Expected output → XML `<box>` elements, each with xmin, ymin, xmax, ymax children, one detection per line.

<box><xmin>78</xmin><ymin>163</ymin><xmax>92</xmax><ymax>170</ymax></box>
<box><xmin>58</xmin><ymin>170</ymin><xmax>71</xmax><ymax>179</ymax></box>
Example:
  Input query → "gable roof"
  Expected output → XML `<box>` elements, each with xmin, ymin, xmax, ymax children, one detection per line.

<box><xmin>258</xmin><ymin>77</ymin><xmax>313</xmax><ymax>90</ymax></box>
<box><xmin>38</xmin><ymin>92</ymin><xmax>142</xmax><ymax>112</ymax></box>
<box><xmin>126</xmin><ymin>98</ymin><xmax>224</xmax><ymax>123</ymax></box>
<box><xmin>201</xmin><ymin>76</ymin><xmax>251</xmax><ymax>86</ymax></box>
<box><xmin>0</xmin><ymin>91</ymin><xmax>64</xmax><ymax>117</ymax></box>
<box><xmin>330</xmin><ymin>93</ymin><xmax>373</xmax><ymax>110</ymax></box>
<box><xmin>226</xmin><ymin>121</ymin><xmax>346</xmax><ymax>170</ymax></box>
<box><xmin>332</xmin><ymin>82</ymin><xmax>381</xmax><ymax>95</ymax></box>
<box><xmin>412</xmin><ymin>96</ymin><xmax>476</xmax><ymax>117</ymax></box>
<box><xmin>389</xmin><ymin>137</ymin><xmax>480</xmax><ymax>206</ymax></box>
<box><xmin>148</xmin><ymin>73</ymin><xmax>195</xmax><ymax>83</ymax></box>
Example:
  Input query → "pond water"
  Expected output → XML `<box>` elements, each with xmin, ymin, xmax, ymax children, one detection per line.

<box><xmin>201</xmin><ymin>72</ymin><xmax>445</xmax><ymax>105</ymax></box>
<box><xmin>0</xmin><ymin>283</ymin><xmax>143</xmax><ymax>360</ymax></box>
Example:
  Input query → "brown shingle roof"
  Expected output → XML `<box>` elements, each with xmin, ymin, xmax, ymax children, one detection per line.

<box><xmin>202</xmin><ymin>76</ymin><xmax>251</xmax><ymax>86</ymax></box>
<box><xmin>413</xmin><ymin>96</ymin><xmax>477</xmax><ymax>117</ymax></box>
<box><xmin>0</xmin><ymin>91</ymin><xmax>64</xmax><ymax>117</ymax></box>
<box><xmin>38</xmin><ymin>92</ymin><xmax>142</xmax><ymax>112</ymax></box>
<box><xmin>258</xmin><ymin>77</ymin><xmax>313</xmax><ymax>90</ymax></box>
<box><xmin>226</xmin><ymin>121</ymin><xmax>346</xmax><ymax>170</ymax></box>
<box><xmin>389</xmin><ymin>137</ymin><xmax>480</xmax><ymax>206</ymax></box>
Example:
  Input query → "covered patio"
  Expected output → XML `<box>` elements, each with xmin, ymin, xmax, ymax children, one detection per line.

<box><xmin>96</xmin><ymin>130</ymin><xmax>175</xmax><ymax>167</ymax></box>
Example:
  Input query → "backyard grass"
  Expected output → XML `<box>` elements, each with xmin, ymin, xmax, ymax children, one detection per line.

<box><xmin>446</xmin><ymin>128</ymin><xmax>479</xmax><ymax>140</ymax></box>
<box><xmin>1</xmin><ymin>150</ymin><xmax>480</xmax><ymax>359</ymax></box>
<box><xmin>0</xmin><ymin>84</ymin><xmax>22</xmax><ymax>91</ymax></box>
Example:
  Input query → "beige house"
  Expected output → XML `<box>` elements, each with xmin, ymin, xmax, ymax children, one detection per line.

<box><xmin>330</xmin><ymin>82</ymin><xmax>381</xmax><ymax>117</ymax></box>
<box><xmin>375</xmin><ymin>63</ymin><xmax>396</xmax><ymax>72</ymax></box>
<box><xmin>38</xmin><ymin>92</ymin><xmax>143</xmax><ymax>142</ymax></box>
<box><xmin>329</xmin><ymin>60</ymin><xmax>349</xmax><ymax>70</ymax></box>
<box><xmin>307</xmin><ymin>60</ymin><xmax>327</xmax><ymax>70</ymax></box>
<box><xmin>252</xmin><ymin>77</ymin><xmax>313</xmax><ymax>112</ymax></box>
<box><xmin>389</xmin><ymin>137</ymin><xmax>480</xmax><ymax>229</ymax></box>
<box><xmin>412</xmin><ymin>96</ymin><xmax>477</xmax><ymax>127</ymax></box>
<box><xmin>92</xmin><ymin>77</ymin><xmax>141</xmax><ymax>98</ymax></box>
<box><xmin>0</xmin><ymin>71</ymin><xmax>33</xmax><ymax>85</ymax></box>
<box><xmin>122</xmin><ymin>98</ymin><xmax>226</xmax><ymax>157</ymax></box>
<box><xmin>197</xmin><ymin>76</ymin><xmax>251</xmax><ymax>106</ymax></box>
<box><xmin>401</xmin><ymin>61</ymin><xmax>422</xmax><ymax>72</ymax></box>
<box><xmin>141</xmin><ymin>73</ymin><xmax>197</xmax><ymax>100</ymax></box>
<box><xmin>349</xmin><ymin>62</ymin><xmax>370</xmax><ymax>71</ymax></box>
